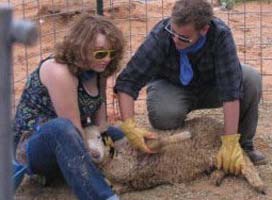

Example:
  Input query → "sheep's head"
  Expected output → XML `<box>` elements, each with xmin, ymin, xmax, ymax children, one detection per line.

<box><xmin>84</xmin><ymin>126</ymin><xmax>105</xmax><ymax>163</ymax></box>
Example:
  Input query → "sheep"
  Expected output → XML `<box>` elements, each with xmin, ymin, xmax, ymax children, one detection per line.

<box><xmin>207</xmin><ymin>0</ymin><xmax>220</xmax><ymax>6</ymax></box>
<box><xmin>85</xmin><ymin>126</ymin><xmax>106</xmax><ymax>163</ymax></box>
<box><xmin>85</xmin><ymin>117</ymin><xmax>266</xmax><ymax>194</ymax></box>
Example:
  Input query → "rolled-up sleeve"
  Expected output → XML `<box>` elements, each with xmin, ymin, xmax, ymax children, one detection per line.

<box><xmin>114</xmin><ymin>28</ymin><xmax>166</xmax><ymax>100</ymax></box>
<box><xmin>214</xmin><ymin>29</ymin><xmax>243</xmax><ymax>102</ymax></box>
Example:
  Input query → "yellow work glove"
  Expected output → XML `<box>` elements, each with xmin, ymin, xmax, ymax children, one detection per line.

<box><xmin>120</xmin><ymin>118</ymin><xmax>157</xmax><ymax>153</ymax></box>
<box><xmin>216</xmin><ymin>134</ymin><xmax>245</xmax><ymax>175</ymax></box>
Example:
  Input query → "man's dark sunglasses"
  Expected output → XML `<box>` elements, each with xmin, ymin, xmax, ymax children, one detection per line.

<box><xmin>164</xmin><ymin>23</ymin><xmax>192</xmax><ymax>44</ymax></box>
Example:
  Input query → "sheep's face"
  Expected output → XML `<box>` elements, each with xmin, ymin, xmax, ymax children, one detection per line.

<box><xmin>84</xmin><ymin>126</ymin><xmax>105</xmax><ymax>163</ymax></box>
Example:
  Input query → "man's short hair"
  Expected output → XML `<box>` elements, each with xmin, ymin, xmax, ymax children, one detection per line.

<box><xmin>171</xmin><ymin>0</ymin><xmax>214</xmax><ymax>30</ymax></box>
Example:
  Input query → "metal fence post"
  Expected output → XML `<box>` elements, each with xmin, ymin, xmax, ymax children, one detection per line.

<box><xmin>0</xmin><ymin>4</ymin><xmax>37</xmax><ymax>200</ymax></box>
<box><xmin>97</xmin><ymin>0</ymin><xmax>104</xmax><ymax>15</ymax></box>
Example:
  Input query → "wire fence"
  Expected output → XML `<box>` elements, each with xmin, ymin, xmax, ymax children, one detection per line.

<box><xmin>1</xmin><ymin>0</ymin><xmax>272</xmax><ymax>119</ymax></box>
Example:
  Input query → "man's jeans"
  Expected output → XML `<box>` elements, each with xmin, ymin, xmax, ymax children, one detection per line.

<box><xmin>26</xmin><ymin>118</ymin><xmax>122</xmax><ymax>200</ymax></box>
<box><xmin>147</xmin><ymin>65</ymin><xmax>262</xmax><ymax>151</ymax></box>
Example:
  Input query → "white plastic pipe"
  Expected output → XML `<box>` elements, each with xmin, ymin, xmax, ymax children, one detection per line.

<box><xmin>0</xmin><ymin>4</ymin><xmax>37</xmax><ymax>200</ymax></box>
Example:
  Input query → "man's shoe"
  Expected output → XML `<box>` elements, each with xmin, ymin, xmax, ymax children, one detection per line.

<box><xmin>246</xmin><ymin>150</ymin><xmax>267</xmax><ymax>166</ymax></box>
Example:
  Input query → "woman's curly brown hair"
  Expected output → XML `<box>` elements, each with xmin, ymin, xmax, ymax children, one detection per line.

<box><xmin>54</xmin><ymin>14</ymin><xmax>125</xmax><ymax>77</ymax></box>
<box><xmin>171</xmin><ymin>0</ymin><xmax>214</xmax><ymax>30</ymax></box>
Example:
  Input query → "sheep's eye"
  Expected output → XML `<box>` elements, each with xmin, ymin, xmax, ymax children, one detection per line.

<box><xmin>97</xmin><ymin>136</ymin><xmax>102</xmax><ymax>139</ymax></box>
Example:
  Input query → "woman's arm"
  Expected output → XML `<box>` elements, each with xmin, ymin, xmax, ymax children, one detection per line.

<box><xmin>94</xmin><ymin>102</ymin><xmax>107</xmax><ymax>131</ymax></box>
<box><xmin>39</xmin><ymin>60</ymin><xmax>85</xmax><ymax>137</ymax></box>
<box><xmin>94</xmin><ymin>76</ymin><xmax>108</xmax><ymax>131</ymax></box>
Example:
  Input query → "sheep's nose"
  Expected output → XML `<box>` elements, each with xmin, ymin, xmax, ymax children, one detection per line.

<box><xmin>90</xmin><ymin>149</ymin><xmax>101</xmax><ymax>159</ymax></box>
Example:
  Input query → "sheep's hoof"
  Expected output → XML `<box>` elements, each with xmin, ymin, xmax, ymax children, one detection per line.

<box><xmin>209</xmin><ymin>165</ymin><xmax>267</xmax><ymax>195</ymax></box>
<box><xmin>111</xmin><ymin>183</ymin><xmax>131</xmax><ymax>194</ymax></box>
<box><xmin>210</xmin><ymin>169</ymin><xmax>226</xmax><ymax>186</ymax></box>
<box><xmin>242</xmin><ymin>152</ymin><xmax>267</xmax><ymax>194</ymax></box>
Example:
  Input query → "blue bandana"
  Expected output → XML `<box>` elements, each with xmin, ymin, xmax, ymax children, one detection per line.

<box><xmin>179</xmin><ymin>35</ymin><xmax>207</xmax><ymax>85</ymax></box>
<box><xmin>79</xmin><ymin>70</ymin><xmax>95</xmax><ymax>82</ymax></box>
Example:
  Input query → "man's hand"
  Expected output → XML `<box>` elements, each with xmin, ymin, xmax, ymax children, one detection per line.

<box><xmin>216</xmin><ymin>134</ymin><xmax>245</xmax><ymax>175</ymax></box>
<box><xmin>120</xmin><ymin>118</ymin><xmax>157</xmax><ymax>153</ymax></box>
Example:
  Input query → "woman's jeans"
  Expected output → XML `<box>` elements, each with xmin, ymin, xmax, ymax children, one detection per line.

<box><xmin>26</xmin><ymin>118</ymin><xmax>123</xmax><ymax>200</ymax></box>
<box><xmin>147</xmin><ymin>64</ymin><xmax>261</xmax><ymax>151</ymax></box>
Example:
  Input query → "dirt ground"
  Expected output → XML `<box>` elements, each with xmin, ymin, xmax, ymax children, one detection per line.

<box><xmin>2</xmin><ymin>0</ymin><xmax>271</xmax><ymax>199</ymax></box>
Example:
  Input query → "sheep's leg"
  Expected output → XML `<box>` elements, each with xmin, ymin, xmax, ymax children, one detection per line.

<box><xmin>210</xmin><ymin>169</ymin><xmax>226</xmax><ymax>186</ymax></box>
<box><xmin>111</xmin><ymin>182</ymin><xmax>132</xmax><ymax>194</ymax></box>
<box><xmin>209</xmin><ymin>157</ymin><xmax>227</xmax><ymax>186</ymax></box>
<box><xmin>210</xmin><ymin>153</ymin><xmax>266</xmax><ymax>194</ymax></box>
<box><xmin>145</xmin><ymin>131</ymin><xmax>192</xmax><ymax>152</ymax></box>
<box><xmin>242</xmin><ymin>152</ymin><xmax>266</xmax><ymax>194</ymax></box>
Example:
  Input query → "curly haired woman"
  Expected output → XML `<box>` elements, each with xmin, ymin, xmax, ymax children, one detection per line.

<box><xmin>13</xmin><ymin>14</ymin><xmax>125</xmax><ymax>200</ymax></box>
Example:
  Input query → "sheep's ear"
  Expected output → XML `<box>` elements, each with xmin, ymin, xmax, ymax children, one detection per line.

<box><xmin>84</xmin><ymin>126</ymin><xmax>91</xmax><ymax>135</ymax></box>
<box><xmin>85</xmin><ymin>126</ymin><xmax>99</xmax><ymax>137</ymax></box>
<box><xmin>97</xmin><ymin>124</ymin><xmax>109</xmax><ymax>133</ymax></box>
<box><xmin>92</xmin><ymin>126</ymin><xmax>102</xmax><ymax>136</ymax></box>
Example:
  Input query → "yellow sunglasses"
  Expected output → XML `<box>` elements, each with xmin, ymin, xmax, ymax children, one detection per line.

<box><xmin>93</xmin><ymin>50</ymin><xmax>116</xmax><ymax>60</ymax></box>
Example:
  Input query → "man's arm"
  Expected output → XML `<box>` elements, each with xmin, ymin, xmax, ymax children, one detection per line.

<box><xmin>223</xmin><ymin>100</ymin><xmax>240</xmax><ymax>135</ymax></box>
<box><xmin>213</xmin><ymin>22</ymin><xmax>245</xmax><ymax>175</ymax></box>
<box><xmin>114</xmin><ymin>20</ymin><xmax>168</xmax><ymax>100</ymax></box>
<box><xmin>117</xmin><ymin>91</ymin><xmax>158</xmax><ymax>153</ymax></box>
<box><xmin>114</xmin><ymin>20</ymin><xmax>168</xmax><ymax>153</ymax></box>
<box><xmin>118</xmin><ymin>92</ymin><xmax>134</xmax><ymax>120</ymax></box>
<box><xmin>217</xmin><ymin>99</ymin><xmax>245</xmax><ymax>175</ymax></box>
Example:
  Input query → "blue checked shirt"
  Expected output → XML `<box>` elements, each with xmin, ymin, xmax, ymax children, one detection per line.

<box><xmin>114</xmin><ymin>17</ymin><xmax>243</xmax><ymax>102</ymax></box>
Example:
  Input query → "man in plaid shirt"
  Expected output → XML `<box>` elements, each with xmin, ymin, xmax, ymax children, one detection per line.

<box><xmin>115</xmin><ymin>0</ymin><xmax>266</xmax><ymax>175</ymax></box>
